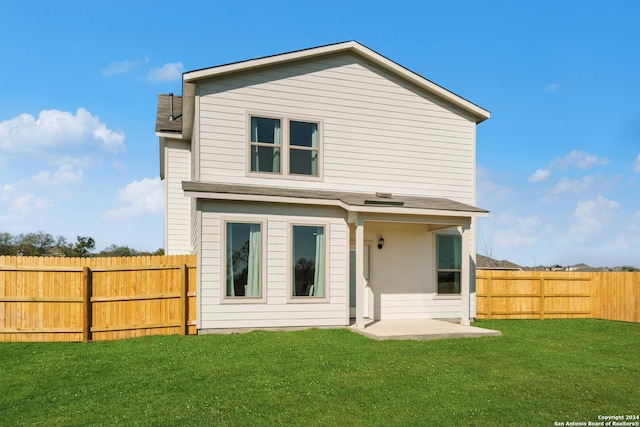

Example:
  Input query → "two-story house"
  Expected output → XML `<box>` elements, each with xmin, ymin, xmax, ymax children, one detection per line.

<box><xmin>155</xmin><ymin>41</ymin><xmax>489</xmax><ymax>332</ymax></box>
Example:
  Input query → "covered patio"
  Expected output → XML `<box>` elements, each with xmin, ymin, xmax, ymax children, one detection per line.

<box><xmin>350</xmin><ymin>318</ymin><xmax>502</xmax><ymax>341</ymax></box>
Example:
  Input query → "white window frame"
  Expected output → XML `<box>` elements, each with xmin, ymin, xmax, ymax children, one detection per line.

<box><xmin>246</xmin><ymin>112</ymin><xmax>323</xmax><ymax>180</ymax></box>
<box><xmin>220</xmin><ymin>217</ymin><xmax>267</xmax><ymax>304</ymax></box>
<box><xmin>247</xmin><ymin>114</ymin><xmax>284</xmax><ymax>176</ymax></box>
<box><xmin>287</xmin><ymin>220</ymin><xmax>330</xmax><ymax>303</ymax></box>
<box><xmin>434</xmin><ymin>231</ymin><xmax>462</xmax><ymax>298</ymax></box>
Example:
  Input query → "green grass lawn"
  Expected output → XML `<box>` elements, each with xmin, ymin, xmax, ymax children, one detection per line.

<box><xmin>1</xmin><ymin>319</ymin><xmax>638</xmax><ymax>426</ymax></box>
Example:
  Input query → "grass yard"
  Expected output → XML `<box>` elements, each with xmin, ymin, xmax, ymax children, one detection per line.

<box><xmin>1</xmin><ymin>319</ymin><xmax>638</xmax><ymax>426</ymax></box>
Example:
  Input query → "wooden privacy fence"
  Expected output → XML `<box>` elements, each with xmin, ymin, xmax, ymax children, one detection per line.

<box><xmin>476</xmin><ymin>269</ymin><xmax>640</xmax><ymax>323</ymax></box>
<box><xmin>0</xmin><ymin>255</ymin><xmax>196</xmax><ymax>342</ymax></box>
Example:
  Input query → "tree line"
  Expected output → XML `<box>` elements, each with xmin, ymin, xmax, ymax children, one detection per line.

<box><xmin>0</xmin><ymin>231</ymin><xmax>163</xmax><ymax>257</ymax></box>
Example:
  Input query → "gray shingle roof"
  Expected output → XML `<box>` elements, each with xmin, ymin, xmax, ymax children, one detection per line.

<box><xmin>182</xmin><ymin>181</ymin><xmax>488</xmax><ymax>215</ymax></box>
<box><xmin>476</xmin><ymin>254</ymin><xmax>522</xmax><ymax>270</ymax></box>
<box><xmin>155</xmin><ymin>94</ymin><xmax>182</xmax><ymax>133</ymax></box>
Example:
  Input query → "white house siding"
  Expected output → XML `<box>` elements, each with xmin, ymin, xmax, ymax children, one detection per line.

<box><xmin>196</xmin><ymin>53</ymin><xmax>476</xmax><ymax>205</ymax></box>
<box><xmin>362</xmin><ymin>222</ymin><xmax>464</xmax><ymax>320</ymax></box>
<box><xmin>198</xmin><ymin>201</ymin><xmax>348</xmax><ymax>329</ymax></box>
<box><xmin>164</xmin><ymin>138</ymin><xmax>191</xmax><ymax>254</ymax></box>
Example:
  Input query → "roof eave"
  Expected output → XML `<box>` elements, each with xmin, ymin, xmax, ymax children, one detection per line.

<box><xmin>183</xmin><ymin>190</ymin><xmax>488</xmax><ymax>218</ymax></box>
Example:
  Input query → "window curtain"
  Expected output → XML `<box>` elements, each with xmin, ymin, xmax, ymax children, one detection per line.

<box><xmin>310</xmin><ymin>126</ymin><xmax>318</xmax><ymax>176</ymax></box>
<box><xmin>226</xmin><ymin>223</ymin><xmax>234</xmax><ymax>297</ymax></box>
<box><xmin>272</xmin><ymin>124</ymin><xmax>281</xmax><ymax>173</ymax></box>
<box><xmin>313</xmin><ymin>227</ymin><xmax>325</xmax><ymax>297</ymax></box>
<box><xmin>246</xmin><ymin>224</ymin><xmax>261</xmax><ymax>297</ymax></box>
<box><xmin>251</xmin><ymin>118</ymin><xmax>260</xmax><ymax>172</ymax></box>
<box><xmin>452</xmin><ymin>235</ymin><xmax>461</xmax><ymax>269</ymax></box>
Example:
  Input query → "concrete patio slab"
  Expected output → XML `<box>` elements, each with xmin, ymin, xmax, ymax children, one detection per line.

<box><xmin>351</xmin><ymin>319</ymin><xmax>502</xmax><ymax>341</ymax></box>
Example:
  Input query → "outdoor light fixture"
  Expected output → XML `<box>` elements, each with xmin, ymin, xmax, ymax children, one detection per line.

<box><xmin>378</xmin><ymin>236</ymin><xmax>384</xmax><ymax>249</ymax></box>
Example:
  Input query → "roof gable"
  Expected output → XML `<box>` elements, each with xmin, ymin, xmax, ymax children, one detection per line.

<box><xmin>182</xmin><ymin>41</ymin><xmax>490</xmax><ymax>124</ymax></box>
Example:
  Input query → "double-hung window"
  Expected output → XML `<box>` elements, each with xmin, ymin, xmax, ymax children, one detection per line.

<box><xmin>224</xmin><ymin>222</ymin><xmax>263</xmax><ymax>298</ymax></box>
<box><xmin>291</xmin><ymin>225</ymin><xmax>325</xmax><ymax>298</ymax></box>
<box><xmin>250</xmin><ymin>117</ymin><xmax>281</xmax><ymax>173</ymax></box>
<box><xmin>289</xmin><ymin>121</ymin><xmax>319</xmax><ymax>176</ymax></box>
<box><xmin>249</xmin><ymin>115</ymin><xmax>320</xmax><ymax>177</ymax></box>
<box><xmin>436</xmin><ymin>234</ymin><xmax>461</xmax><ymax>294</ymax></box>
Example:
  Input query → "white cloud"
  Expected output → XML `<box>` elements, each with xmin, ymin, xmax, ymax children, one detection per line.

<box><xmin>31</xmin><ymin>164</ymin><xmax>83</xmax><ymax>186</ymax></box>
<box><xmin>0</xmin><ymin>108</ymin><xmax>125</xmax><ymax>154</ymax></box>
<box><xmin>49</xmin><ymin>155</ymin><xmax>96</xmax><ymax>168</ymax></box>
<box><xmin>545</xmin><ymin>83</ymin><xmax>560</xmax><ymax>91</ymax></box>
<box><xmin>569</xmin><ymin>196</ymin><xmax>620</xmax><ymax>240</ymax></box>
<box><xmin>103</xmin><ymin>60</ymin><xmax>138</xmax><ymax>76</ymax></box>
<box><xmin>147</xmin><ymin>62</ymin><xmax>183</xmax><ymax>82</ymax></box>
<box><xmin>634</xmin><ymin>154</ymin><xmax>640</xmax><ymax>174</ymax></box>
<box><xmin>552</xmin><ymin>176</ymin><xmax>595</xmax><ymax>195</ymax></box>
<box><xmin>484</xmin><ymin>212</ymin><xmax>544</xmax><ymax>248</ymax></box>
<box><xmin>0</xmin><ymin>183</ymin><xmax>16</xmax><ymax>202</ymax></box>
<box><xmin>550</xmin><ymin>150</ymin><xmax>609</xmax><ymax>170</ymax></box>
<box><xmin>8</xmin><ymin>194</ymin><xmax>52</xmax><ymax>214</ymax></box>
<box><xmin>528</xmin><ymin>168</ymin><xmax>550</xmax><ymax>182</ymax></box>
<box><xmin>102</xmin><ymin>57</ymin><xmax>150</xmax><ymax>76</ymax></box>
<box><xmin>105</xmin><ymin>177</ymin><xmax>164</xmax><ymax>219</ymax></box>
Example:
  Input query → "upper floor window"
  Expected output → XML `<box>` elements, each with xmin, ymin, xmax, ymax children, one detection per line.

<box><xmin>436</xmin><ymin>234</ymin><xmax>461</xmax><ymax>295</ymax></box>
<box><xmin>289</xmin><ymin>121</ymin><xmax>318</xmax><ymax>176</ymax></box>
<box><xmin>250</xmin><ymin>117</ymin><xmax>281</xmax><ymax>173</ymax></box>
<box><xmin>249</xmin><ymin>115</ymin><xmax>320</xmax><ymax>178</ymax></box>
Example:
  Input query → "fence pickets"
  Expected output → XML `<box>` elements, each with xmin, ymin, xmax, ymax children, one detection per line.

<box><xmin>476</xmin><ymin>269</ymin><xmax>640</xmax><ymax>323</ymax></box>
<box><xmin>1</xmin><ymin>260</ymin><xmax>638</xmax><ymax>342</ymax></box>
<box><xmin>0</xmin><ymin>255</ymin><xmax>196</xmax><ymax>342</ymax></box>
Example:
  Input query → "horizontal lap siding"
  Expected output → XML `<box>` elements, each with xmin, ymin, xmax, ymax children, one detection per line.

<box><xmin>199</xmin><ymin>202</ymin><xmax>348</xmax><ymax>329</ymax></box>
<box><xmin>165</xmin><ymin>139</ymin><xmax>191</xmax><ymax>255</ymax></box>
<box><xmin>380</xmin><ymin>294</ymin><xmax>462</xmax><ymax>320</ymax></box>
<box><xmin>196</xmin><ymin>53</ymin><xmax>475</xmax><ymax>203</ymax></box>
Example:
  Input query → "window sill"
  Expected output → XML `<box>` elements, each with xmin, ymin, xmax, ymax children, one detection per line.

<box><xmin>247</xmin><ymin>171</ymin><xmax>323</xmax><ymax>181</ymax></box>
<box><xmin>221</xmin><ymin>297</ymin><xmax>267</xmax><ymax>304</ymax></box>
<box><xmin>287</xmin><ymin>297</ymin><xmax>330</xmax><ymax>304</ymax></box>
<box><xmin>433</xmin><ymin>294</ymin><xmax>462</xmax><ymax>300</ymax></box>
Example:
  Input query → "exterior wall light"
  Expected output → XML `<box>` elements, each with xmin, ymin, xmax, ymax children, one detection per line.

<box><xmin>378</xmin><ymin>236</ymin><xmax>384</xmax><ymax>249</ymax></box>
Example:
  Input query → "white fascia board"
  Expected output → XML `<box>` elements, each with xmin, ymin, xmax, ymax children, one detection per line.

<box><xmin>182</xmin><ymin>41</ymin><xmax>489</xmax><ymax>123</ymax></box>
<box><xmin>183</xmin><ymin>42</ymin><xmax>356</xmax><ymax>82</ymax></box>
<box><xmin>156</xmin><ymin>131</ymin><xmax>184</xmax><ymax>139</ymax></box>
<box><xmin>183</xmin><ymin>191</ymin><xmax>347</xmax><ymax>209</ymax></box>
<box><xmin>347</xmin><ymin>205</ymin><xmax>488</xmax><ymax>218</ymax></box>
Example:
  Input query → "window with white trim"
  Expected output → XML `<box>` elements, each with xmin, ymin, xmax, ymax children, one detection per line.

<box><xmin>291</xmin><ymin>225</ymin><xmax>325</xmax><ymax>297</ymax></box>
<box><xmin>250</xmin><ymin>117</ymin><xmax>281</xmax><ymax>173</ymax></box>
<box><xmin>249</xmin><ymin>115</ymin><xmax>320</xmax><ymax>177</ymax></box>
<box><xmin>224</xmin><ymin>222</ymin><xmax>263</xmax><ymax>298</ymax></box>
<box><xmin>436</xmin><ymin>234</ymin><xmax>461</xmax><ymax>294</ymax></box>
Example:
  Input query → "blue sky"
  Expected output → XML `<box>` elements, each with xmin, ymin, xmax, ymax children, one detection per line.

<box><xmin>1</xmin><ymin>1</ymin><xmax>639</xmax><ymax>267</ymax></box>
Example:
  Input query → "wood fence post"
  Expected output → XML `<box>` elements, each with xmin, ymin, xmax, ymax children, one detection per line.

<box><xmin>82</xmin><ymin>267</ymin><xmax>93</xmax><ymax>342</ymax></box>
<box><xmin>179</xmin><ymin>264</ymin><xmax>188</xmax><ymax>336</ymax></box>
<box><xmin>486</xmin><ymin>277</ymin><xmax>492</xmax><ymax>319</ymax></box>
<box><xmin>539</xmin><ymin>278</ymin><xmax>545</xmax><ymax>320</ymax></box>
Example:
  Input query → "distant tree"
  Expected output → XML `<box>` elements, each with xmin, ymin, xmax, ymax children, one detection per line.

<box><xmin>621</xmin><ymin>265</ymin><xmax>640</xmax><ymax>272</ymax></box>
<box><xmin>0</xmin><ymin>232</ymin><xmax>14</xmax><ymax>255</ymax></box>
<box><xmin>0</xmin><ymin>231</ymin><xmax>162</xmax><ymax>258</ymax></box>
<box><xmin>97</xmin><ymin>244</ymin><xmax>139</xmax><ymax>257</ymax></box>
<box><xmin>479</xmin><ymin>230</ymin><xmax>494</xmax><ymax>258</ymax></box>
<box><xmin>73</xmin><ymin>236</ymin><xmax>95</xmax><ymax>256</ymax></box>
<box><xmin>16</xmin><ymin>231</ymin><xmax>55</xmax><ymax>256</ymax></box>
